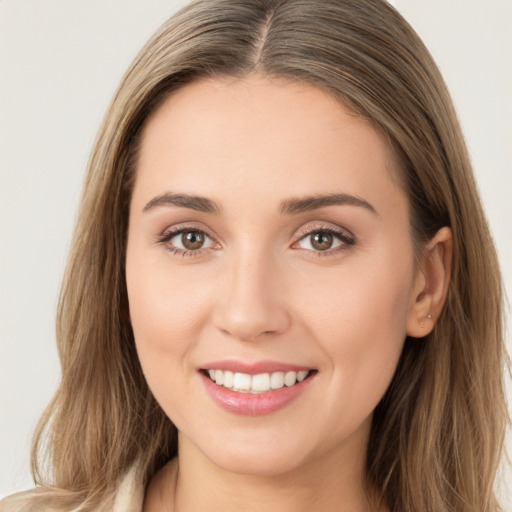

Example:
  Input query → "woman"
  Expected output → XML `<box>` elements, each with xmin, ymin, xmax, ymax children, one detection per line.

<box><xmin>1</xmin><ymin>0</ymin><xmax>508</xmax><ymax>510</ymax></box>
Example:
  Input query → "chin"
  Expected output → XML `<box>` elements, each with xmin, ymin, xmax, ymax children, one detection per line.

<box><xmin>181</xmin><ymin>427</ymin><xmax>316</xmax><ymax>477</ymax></box>
<box><xmin>211</xmin><ymin>445</ymin><xmax>311</xmax><ymax>477</ymax></box>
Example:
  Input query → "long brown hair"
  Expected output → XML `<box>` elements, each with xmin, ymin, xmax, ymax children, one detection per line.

<box><xmin>13</xmin><ymin>0</ymin><xmax>509</xmax><ymax>510</ymax></box>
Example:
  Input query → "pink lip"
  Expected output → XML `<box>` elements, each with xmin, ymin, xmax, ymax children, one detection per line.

<box><xmin>199</xmin><ymin>366</ymin><xmax>315</xmax><ymax>416</ymax></box>
<box><xmin>201</xmin><ymin>360</ymin><xmax>312</xmax><ymax>375</ymax></box>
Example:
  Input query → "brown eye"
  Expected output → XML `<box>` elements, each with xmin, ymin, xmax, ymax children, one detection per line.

<box><xmin>181</xmin><ymin>231</ymin><xmax>205</xmax><ymax>250</ymax></box>
<box><xmin>295</xmin><ymin>228</ymin><xmax>351</xmax><ymax>253</ymax></box>
<box><xmin>164</xmin><ymin>228</ymin><xmax>215</xmax><ymax>253</ymax></box>
<box><xmin>310</xmin><ymin>232</ymin><xmax>334</xmax><ymax>251</ymax></box>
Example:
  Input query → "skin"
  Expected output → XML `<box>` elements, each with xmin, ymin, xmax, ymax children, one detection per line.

<box><xmin>125</xmin><ymin>75</ymin><xmax>452</xmax><ymax>512</ymax></box>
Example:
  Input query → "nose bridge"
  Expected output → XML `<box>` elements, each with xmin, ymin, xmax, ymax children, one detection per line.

<box><xmin>213</xmin><ymin>242</ymin><xmax>290</xmax><ymax>341</ymax></box>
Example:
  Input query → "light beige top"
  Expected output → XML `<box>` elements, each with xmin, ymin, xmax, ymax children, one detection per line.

<box><xmin>109</xmin><ymin>464</ymin><xmax>144</xmax><ymax>512</ymax></box>
<box><xmin>0</xmin><ymin>465</ymin><xmax>144</xmax><ymax>512</ymax></box>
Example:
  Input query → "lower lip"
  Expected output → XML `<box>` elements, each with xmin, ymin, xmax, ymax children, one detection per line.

<box><xmin>200</xmin><ymin>372</ymin><xmax>314</xmax><ymax>416</ymax></box>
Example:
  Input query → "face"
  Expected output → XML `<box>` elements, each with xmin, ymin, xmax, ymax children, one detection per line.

<box><xmin>126</xmin><ymin>75</ymin><xmax>419</xmax><ymax>476</ymax></box>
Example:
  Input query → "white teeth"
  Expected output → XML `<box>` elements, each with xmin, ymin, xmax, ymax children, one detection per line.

<box><xmin>223</xmin><ymin>370</ymin><xmax>234</xmax><ymax>388</ymax></box>
<box><xmin>270</xmin><ymin>372</ymin><xmax>284</xmax><ymax>389</ymax></box>
<box><xmin>297</xmin><ymin>370</ymin><xmax>308</xmax><ymax>382</ymax></box>
<box><xmin>251</xmin><ymin>373</ymin><xmax>270</xmax><ymax>392</ymax></box>
<box><xmin>233</xmin><ymin>372</ymin><xmax>251</xmax><ymax>390</ymax></box>
<box><xmin>206</xmin><ymin>369</ymin><xmax>311</xmax><ymax>393</ymax></box>
<box><xmin>284</xmin><ymin>371</ymin><xmax>297</xmax><ymax>386</ymax></box>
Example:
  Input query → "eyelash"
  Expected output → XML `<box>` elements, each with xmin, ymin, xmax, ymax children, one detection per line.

<box><xmin>156</xmin><ymin>226</ymin><xmax>217</xmax><ymax>258</ymax></box>
<box><xmin>156</xmin><ymin>224</ymin><xmax>356</xmax><ymax>258</ymax></box>
<box><xmin>293</xmin><ymin>225</ymin><xmax>355</xmax><ymax>257</ymax></box>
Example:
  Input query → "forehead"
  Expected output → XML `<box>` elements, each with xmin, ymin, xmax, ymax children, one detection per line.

<box><xmin>133</xmin><ymin>75</ymin><xmax>407</xmax><ymax>218</ymax></box>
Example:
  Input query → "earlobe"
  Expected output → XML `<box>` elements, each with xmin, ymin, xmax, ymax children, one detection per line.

<box><xmin>406</xmin><ymin>227</ymin><xmax>453</xmax><ymax>338</ymax></box>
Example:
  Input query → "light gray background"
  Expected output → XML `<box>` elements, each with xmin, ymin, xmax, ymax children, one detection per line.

<box><xmin>1</xmin><ymin>0</ymin><xmax>511</xmax><ymax>505</ymax></box>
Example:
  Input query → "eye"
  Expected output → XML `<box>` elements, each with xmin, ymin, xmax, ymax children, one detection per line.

<box><xmin>173</xmin><ymin>230</ymin><xmax>212</xmax><ymax>250</ymax></box>
<box><xmin>158</xmin><ymin>228</ymin><xmax>216</xmax><ymax>254</ymax></box>
<box><xmin>295</xmin><ymin>227</ymin><xmax>354</xmax><ymax>253</ymax></box>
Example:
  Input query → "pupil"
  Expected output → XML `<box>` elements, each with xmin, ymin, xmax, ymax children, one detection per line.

<box><xmin>311</xmin><ymin>232</ymin><xmax>333</xmax><ymax>251</ymax></box>
<box><xmin>182</xmin><ymin>231</ymin><xmax>204</xmax><ymax>250</ymax></box>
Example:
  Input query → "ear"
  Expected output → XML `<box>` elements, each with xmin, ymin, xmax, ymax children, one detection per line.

<box><xmin>406</xmin><ymin>227</ymin><xmax>453</xmax><ymax>338</ymax></box>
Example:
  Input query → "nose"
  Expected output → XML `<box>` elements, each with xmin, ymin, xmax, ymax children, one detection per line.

<box><xmin>212</xmin><ymin>250</ymin><xmax>291</xmax><ymax>342</ymax></box>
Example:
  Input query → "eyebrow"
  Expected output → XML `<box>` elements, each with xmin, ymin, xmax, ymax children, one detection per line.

<box><xmin>143</xmin><ymin>193</ymin><xmax>220</xmax><ymax>214</ymax></box>
<box><xmin>280</xmin><ymin>193</ymin><xmax>378</xmax><ymax>216</ymax></box>
<box><xmin>142</xmin><ymin>191</ymin><xmax>377</xmax><ymax>216</ymax></box>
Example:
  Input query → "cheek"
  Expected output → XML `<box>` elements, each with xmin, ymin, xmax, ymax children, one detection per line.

<box><xmin>125</xmin><ymin>246</ymin><xmax>215</xmax><ymax>373</ymax></box>
<box><xmin>296</xmin><ymin>253</ymin><xmax>413</xmax><ymax>411</ymax></box>
<box><xmin>126</xmin><ymin>254</ymin><xmax>219</xmax><ymax>428</ymax></box>
<box><xmin>300</xmin><ymin>256</ymin><xmax>411</xmax><ymax>335</ymax></box>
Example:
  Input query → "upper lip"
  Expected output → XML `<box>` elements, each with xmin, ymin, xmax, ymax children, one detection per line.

<box><xmin>200</xmin><ymin>360</ymin><xmax>315</xmax><ymax>375</ymax></box>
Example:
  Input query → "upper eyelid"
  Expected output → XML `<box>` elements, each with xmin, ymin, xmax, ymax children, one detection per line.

<box><xmin>293</xmin><ymin>223</ymin><xmax>354</xmax><ymax>240</ymax></box>
<box><xmin>159</xmin><ymin>222</ymin><xmax>217</xmax><ymax>239</ymax></box>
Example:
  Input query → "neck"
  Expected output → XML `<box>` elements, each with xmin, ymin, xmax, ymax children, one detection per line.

<box><xmin>146</xmin><ymin>431</ymin><xmax>383</xmax><ymax>512</ymax></box>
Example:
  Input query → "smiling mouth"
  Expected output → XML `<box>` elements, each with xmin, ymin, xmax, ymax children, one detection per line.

<box><xmin>202</xmin><ymin>369</ymin><xmax>315</xmax><ymax>394</ymax></box>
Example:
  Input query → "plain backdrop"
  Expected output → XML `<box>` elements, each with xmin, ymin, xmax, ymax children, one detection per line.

<box><xmin>1</xmin><ymin>0</ymin><xmax>511</xmax><ymax>505</ymax></box>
